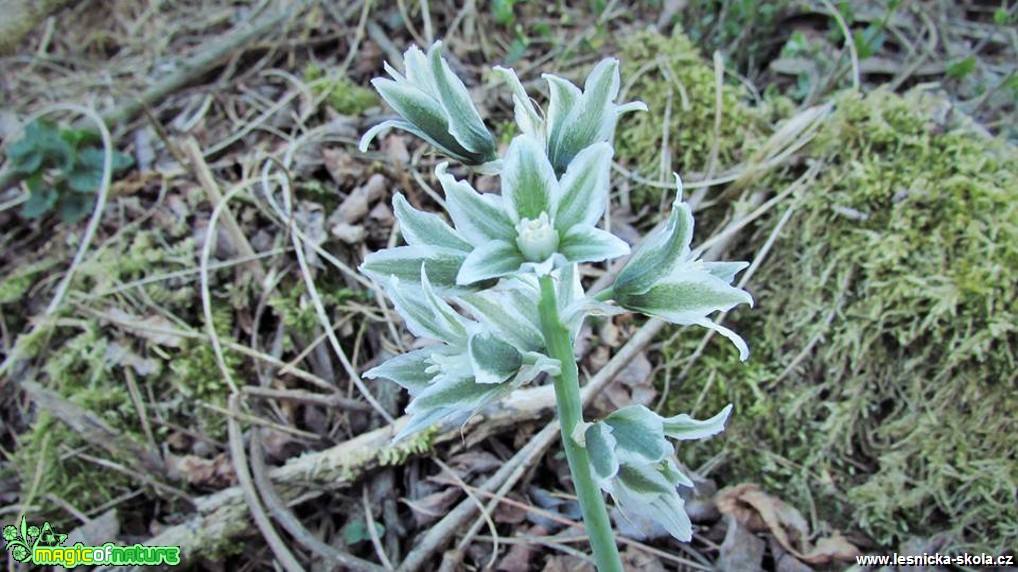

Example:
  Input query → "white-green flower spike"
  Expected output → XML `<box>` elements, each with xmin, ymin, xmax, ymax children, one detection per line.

<box><xmin>360</xmin><ymin>41</ymin><xmax>497</xmax><ymax>166</ymax></box>
<box><xmin>358</xmin><ymin>47</ymin><xmax>755</xmax><ymax>565</ymax></box>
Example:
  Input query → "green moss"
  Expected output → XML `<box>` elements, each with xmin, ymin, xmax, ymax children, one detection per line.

<box><xmin>660</xmin><ymin>88</ymin><xmax>1018</xmax><ymax>553</ymax></box>
<box><xmin>9</xmin><ymin>225</ymin><xmax>241</xmax><ymax>521</ymax></box>
<box><xmin>0</xmin><ymin>258</ymin><xmax>59</xmax><ymax>305</ymax></box>
<box><xmin>305</xmin><ymin>63</ymin><xmax>377</xmax><ymax>115</ymax></box>
<box><xmin>267</xmin><ymin>279</ymin><xmax>369</xmax><ymax>348</ymax></box>
<box><xmin>615</xmin><ymin>30</ymin><xmax>773</xmax><ymax>208</ymax></box>
<box><xmin>164</xmin><ymin>305</ymin><xmax>240</xmax><ymax>441</ymax></box>
<box><xmin>12</xmin><ymin>326</ymin><xmax>139</xmax><ymax>519</ymax></box>
<box><xmin>377</xmin><ymin>425</ymin><xmax>438</xmax><ymax>466</ymax></box>
<box><xmin>12</xmin><ymin>413</ymin><xmax>137</xmax><ymax>523</ymax></box>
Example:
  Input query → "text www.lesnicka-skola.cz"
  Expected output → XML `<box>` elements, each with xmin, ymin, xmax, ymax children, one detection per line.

<box><xmin>856</xmin><ymin>553</ymin><xmax>1014</xmax><ymax>567</ymax></box>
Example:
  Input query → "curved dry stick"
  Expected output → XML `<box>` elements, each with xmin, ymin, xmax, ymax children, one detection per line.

<box><xmin>228</xmin><ymin>395</ymin><xmax>305</xmax><ymax>572</ymax></box>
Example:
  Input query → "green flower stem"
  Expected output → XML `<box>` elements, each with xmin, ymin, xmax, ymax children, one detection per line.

<box><xmin>538</xmin><ymin>274</ymin><xmax>623</xmax><ymax>572</ymax></box>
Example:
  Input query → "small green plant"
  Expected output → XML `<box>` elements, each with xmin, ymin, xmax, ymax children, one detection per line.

<box><xmin>6</xmin><ymin>119</ymin><xmax>133</xmax><ymax>223</ymax></box>
<box><xmin>359</xmin><ymin>42</ymin><xmax>753</xmax><ymax>570</ymax></box>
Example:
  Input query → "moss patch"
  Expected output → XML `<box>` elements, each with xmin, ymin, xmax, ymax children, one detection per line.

<box><xmin>304</xmin><ymin>63</ymin><xmax>377</xmax><ymax>115</ymax></box>
<box><xmin>660</xmin><ymin>87</ymin><xmax>1017</xmax><ymax>553</ymax></box>
<box><xmin>615</xmin><ymin>30</ymin><xmax>778</xmax><ymax>208</ymax></box>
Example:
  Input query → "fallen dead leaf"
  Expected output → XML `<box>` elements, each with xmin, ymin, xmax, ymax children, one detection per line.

<box><xmin>403</xmin><ymin>488</ymin><xmax>462</xmax><ymax>528</ymax></box>
<box><xmin>333</xmin><ymin>173</ymin><xmax>386</xmax><ymax>223</ymax></box>
<box><xmin>165</xmin><ymin>452</ymin><xmax>237</xmax><ymax>489</ymax></box>
<box><xmin>496</xmin><ymin>524</ymin><xmax>547</xmax><ymax>572</ymax></box>
<box><xmin>542</xmin><ymin>555</ymin><xmax>595</xmax><ymax>572</ymax></box>
<box><xmin>622</xmin><ymin>545</ymin><xmax>665</xmax><ymax>572</ymax></box>
<box><xmin>717</xmin><ymin>514</ymin><xmax>766</xmax><ymax>572</ymax></box>
<box><xmin>599</xmin><ymin>350</ymin><xmax>656</xmax><ymax>411</ymax></box>
<box><xmin>65</xmin><ymin>509</ymin><xmax>120</xmax><ymax>547</ymax></box>
<box><xmin>717</xmin><ymin>483</ymin><xmax>861</xmax><ymax>565</ymax></box>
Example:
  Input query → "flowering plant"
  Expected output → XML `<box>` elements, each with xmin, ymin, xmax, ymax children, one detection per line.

<box><xmin>360</xmin><ymin>42</ymin><xmax>753</xmax><ymax>571</ymax></box>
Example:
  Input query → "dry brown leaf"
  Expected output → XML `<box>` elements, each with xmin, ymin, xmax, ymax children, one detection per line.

<box><xmin>717</xmin><ymin>515</ymin><xmax>766</xmax><ymax>572</ymax></box>
<box><xmin>496</xmin><ymin>525</ymin><xmax>547</xmax><ymax>572</ymax></box>
<box><xmin>403</xmin><ymin>488</ymin><xmax>462</xmax><ymax>528</ymax></box>
<box><xmin>333</xmin><ymin>173</ymin><xmax>386</xmax><ymax>224</ymax></box>
<box><xmin>622</xmin><ymin>545</ymin><xmax>665</xmax><ymax>572</ymax></box>
<box><xmin>165</xmin><ymin>452</ymin><xmax>237</xmax><ymax>488</ymax></box>
<box><xmin>446</xmin><ymin>450</ymin><xmax>503</xmax><ymax>479</ymax></box>
<box><xmin>599</xmin><ymin>350</ymin><xmax>656</xmax><ymax>410</ymax></box>
<box><xmin>717</xmin><ymin>483</ymin><xmax>861</xmax><ymax>565</ymax></box>
<box><xmin>542</xmin><ymin>555</ymin><xmax>595</xmax><ymax>572</ymax></box>
<box><xmin>65</xmin><ymin>509</ymin><xmax>120</xmax><ymax>547</ymax></box>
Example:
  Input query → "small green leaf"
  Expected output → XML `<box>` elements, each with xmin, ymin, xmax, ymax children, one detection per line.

<box><xmin>427</xmin><ymin>42</ymin><xmax>496</xmax><ymax>157</ymax></box>
<box><xmin>57</xmin><ymin>191</ymin><xmax>95</xmax><ymax>223</ymax></box>
<box><xmin>543</xmin><ymin>75</ymin><xmax>582</xmax><ymax>165</ymax></box>
<box><xmin>22</xmin><ymin>185</ymin><xmax>58</xmax><ymax>219</ymax></box>
<box><xmin>502</xmin><ymin>135</ymin><xmax>557</xmax><ymax>222</ymax></box>
<box><xmin>604</xmin><ymin>405</ymin><xmax>668</xmax><ymax>464</ymax></box>
<box><xmin>59</xmin><ymin>127</ymin><xmax>97</xmax><ymax>147</ymax></box>
<box><xmin>8</xmin><ymin>120</ymin><xmax>76</xmax><ymax>174</ymax></box>
<box><xmin>492</xmin><ymin>66</ymin><xmax>542</xmax><ymax>138</ymax></box>
<box><xmin>491</xmin><ymin>0</ymin><xmax>516</xmax><ymax>25</ymax></box>
<box><xmin>505</xmin><ymin>36</ymin><xmax>527</xmax><ymax>66</ymax></box>
<box><xmin>617</xmin><ymin>270</ymin><xmax>754</xmax><ymax>323</ymax></box>
<box><xmin>555</xmin><ymin>142</ymin><xmax>613</xmax><ymax>230</ymax></box>
<box><xmin>558</xmin><ymin>224</ymin><xmax>630</xmax><ymax>264</ymax></box>
<box><xmin>853</xmin><ymin>26</ymin><xmax>885</xmax><ymax>59</ymax></box>
<box><xmin>468</xmin><ymin>332</ymin><xmax>523</xmax><ymax>384</ymax></box>
<box><xmin>946</xmin><ymin>56</ymin><xmax>977</xmax><ymax>79</ymax></box>
<box><xmin>67</xmin><ymin>158</ymin><xmax>103</xmax><ymax>193</ymax></box>
<box><xmin>383</xmin><ymin>270</ymin><xmax>468</xmax><ymax>345</ymax></box>
<box><xmin>364</xmin><ymin>348</ymin><xmax>436</xmax><ymax>395</ymax></box>
<box><xmin>409</xmin><ymin>371</ymin><xmax>512</xmax><ymax>413</ymax></box>
<box><xmin>585</xmin><ymin>422</ymin><xmax>619</xmax><ymax>484</ymax></box>
<box><xmin>458</xmin><ymin>289</ymin><xmax>544</xmax><ymax>352</ymax></box>
<box><xmin>993</xmin><ymin>8</ymin><xmax>1009</xmax><ymax>26</ymax></box>
<box><xmin>615</xmin><ymin>195</ymin><xmax>694</xmax><ymax>296</ymax></box>
<box><xmin>438</xmin><ymin>163</ymin><xmax>515</xmax><ymax>243</ymax></box>
<box><xmin>360</xmin><ymin>245</ymin><xmax>467</xmax><ymax>293</ymax></box>
<box><xmin>703</xmin><ymin>261</ymin><xmax>749</xmax><ymax>283</ymax></box>
<box><xmin>342</xmin><ymin>519</ymin><xmax>384</xmax><ymax>545</ymax></box>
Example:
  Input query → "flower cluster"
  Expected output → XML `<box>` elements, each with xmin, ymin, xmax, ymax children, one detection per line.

<box><xmin>584</xmin><ymin>404</ymin><xmax>733</xmax><ymax>540</ymax></box>
<box><xmin>359</xmin><ymin>42</ymin><xmax>753</xmax><ymax>544</ymax></box>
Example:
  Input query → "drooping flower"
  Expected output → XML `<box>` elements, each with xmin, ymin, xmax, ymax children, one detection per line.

<box><xmin>494</xmin><ymin>58</ymin><xmax>647</xmax><ymax>174</ymax></box>
<box><xmin>614</xmin><ymin>177</ymin><xmax>754</xmax><ymax>360</ymax></box>
<box><xmin>584</xmin><ymin>404</ymin><xmax>733</xmax><ymax>541</ymax></box>
<box><xmin>363</xmin><ymin>266</ymin><xmax>559</xmax><ymax>441</ymax></box>
<box><xmin>359</xmin><ymin>41</ymin><xmax>497</xmax><ymax>166</ymax></box>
